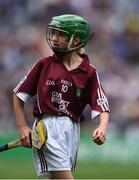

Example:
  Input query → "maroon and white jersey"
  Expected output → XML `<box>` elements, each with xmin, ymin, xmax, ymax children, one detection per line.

<box><xmin>14</xmin><ymin>54</ymin><xmax>110</xmax><ymax>122</ymax></box>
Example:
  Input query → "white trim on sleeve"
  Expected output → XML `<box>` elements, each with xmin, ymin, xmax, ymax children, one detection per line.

<box><xmin>91</xmin><ymin>110</ymin><xmax>100</xmax><ymax>119</ymax></box>
<box><xmin>16</xmin><ymin>92</ymin><xmax>31</xmax><ymax>103</ymax></box>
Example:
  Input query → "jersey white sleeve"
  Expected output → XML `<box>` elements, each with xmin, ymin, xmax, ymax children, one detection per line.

<box><xmin>15</xmin><ymin>92</ymin><xmax>31</xmax><ymax>103</ymax></box>
<box><xmin>89</xmin><ymin>70</ymin><xmax>110</xmax><ymax>119</ymax></box>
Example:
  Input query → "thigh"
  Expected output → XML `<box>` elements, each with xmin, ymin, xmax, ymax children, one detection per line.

<box><xmin>43</xmin><ymin>116</ymin><xmax>80</xmax><ymax>170</ymax></box>
<box><xmin>32</xmin><ymin>116</ymin><xmax>80</xmax><ymax>177</ymax></box>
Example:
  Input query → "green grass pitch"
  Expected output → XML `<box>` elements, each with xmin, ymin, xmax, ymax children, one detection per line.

<box><xmin>1</xmin><ymin>133</ymin><xmax>139</xmax><ymax>179</ymax></box>
<box><xmin>0</xmin><ymin>148</ymin><xmax>139</xmax><ymax>179</ymax></box>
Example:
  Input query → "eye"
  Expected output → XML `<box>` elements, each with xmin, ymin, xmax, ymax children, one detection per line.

<box><xmin>59</xmin><ymin>31</ymin><xmax>67</xmax><ymax>37</ymax></box>
<box><xmin>50</xmin><ymin>29</ymin><xmax>57</xmax><ymax>36</ymax></box>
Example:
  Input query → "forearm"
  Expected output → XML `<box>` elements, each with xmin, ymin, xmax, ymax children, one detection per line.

<box><xmin>92</xmin><ymin>111</ymin><xmax>109</xmax><ymax>145</ymax></box>
<box><xmin>99</xmin><ymin>111</ymin><xmax>109</xmax><ymax>132</ymax></box>
<box><xmin>13</xmin><ymin>93</ymin><xmax>27</xmax><ymax>129</ymax></box>
<box><xmin>13</xmin><ymin>93</ymin><xmax>31</xmax><ymax>147</ymax></box>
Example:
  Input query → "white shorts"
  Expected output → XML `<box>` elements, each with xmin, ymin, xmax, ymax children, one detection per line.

<box><xmin>32</xmin><ymin>115</ymin><xmax>80</xmax><ymax>177</ymax></box>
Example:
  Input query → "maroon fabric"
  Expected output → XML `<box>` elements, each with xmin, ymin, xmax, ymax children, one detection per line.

<box><xmin>14</xmin><ymin>54</ymin><xmax>110</xmax><ymax>122</ymax></box>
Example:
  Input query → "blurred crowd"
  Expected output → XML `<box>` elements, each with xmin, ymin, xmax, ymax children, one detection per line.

<box><xmin>0</xmin><ymin>0</ymin><xmax>139</xmax><ymax>134</ymax></box>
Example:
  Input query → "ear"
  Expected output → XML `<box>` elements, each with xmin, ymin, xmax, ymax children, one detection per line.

<box><xmin>73</xmin><ymin>37</ymin><xmax>80</xmax><ymax>46</ymax></box>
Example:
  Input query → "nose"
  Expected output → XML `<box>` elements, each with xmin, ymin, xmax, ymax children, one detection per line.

<box><xmin>52</xmin><ymin>33</ymin><xmax>59</xmax><ymax>42</ymax></box>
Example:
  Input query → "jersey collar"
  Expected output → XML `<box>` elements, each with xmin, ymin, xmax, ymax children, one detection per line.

<box><xmin>52</xmin><ymin>54</ymin><xmax>90</xmax><ymax>72</ymax></box>
<box><xmin>78</xmin><ymin>54</ymin><xmax>90</xmax><ymax>72</ymax></box>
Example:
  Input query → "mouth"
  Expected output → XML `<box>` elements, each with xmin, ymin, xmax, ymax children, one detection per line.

<box><xmin>48</xmin><ymin>39</ymin><xmax>68</xmax><ymax>50</ymax></box>
<box><xmin>51</xmin><ymin>41</ymin><xmax>60</xmax><ymax>47</ymax></box>
<box><xmin>53</xmin><ymin>43</ymin><xmax>60</xmax><ymax>47</ymax></box>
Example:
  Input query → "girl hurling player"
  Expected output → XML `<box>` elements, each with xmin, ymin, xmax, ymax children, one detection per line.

<box><xmin>13</xmin><ymin>14</ymin><xmax>110</xmax><ymax>179</ymax></box>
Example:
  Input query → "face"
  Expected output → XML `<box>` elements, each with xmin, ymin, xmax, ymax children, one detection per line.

<box><xmin>48</xmin><ymin>28</ymin><xmax>68</xmax><ymax>49</ymax></box>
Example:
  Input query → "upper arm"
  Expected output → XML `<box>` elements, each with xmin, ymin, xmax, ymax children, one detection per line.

<box><xmin>13</xmin><ymin>93</ymin><xmax>24</xmax><ymax>109</ymax></box>
<box><xmin>89</xmin><ymin>70</ymin><xmax>110</xmax><ymax>119</ymax></box>
<box><xmin>13</xmin><ymin>59</ymin><xmax>44</xmax><ymax>97</ymax></box>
